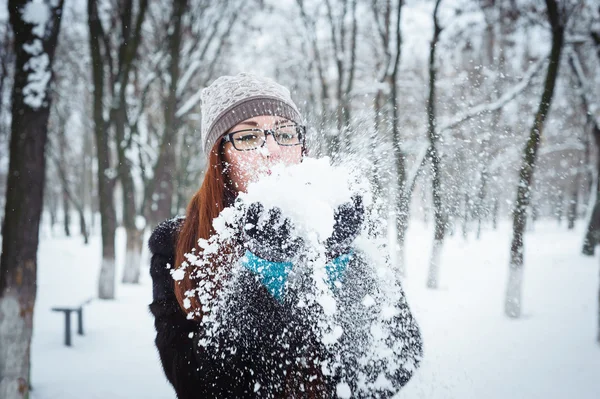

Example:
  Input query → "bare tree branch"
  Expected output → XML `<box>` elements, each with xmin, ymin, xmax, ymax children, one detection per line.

<box><xmin>438</xmin><ymin>56</ymin><xmax>546</xmax><ymax>134</ymax></box>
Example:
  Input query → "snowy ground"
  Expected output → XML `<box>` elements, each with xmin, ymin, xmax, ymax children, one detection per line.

<box><xmin>30</xmin><ymin>220</ymin><xmax>600</xmax><ymax>399</ymax></box>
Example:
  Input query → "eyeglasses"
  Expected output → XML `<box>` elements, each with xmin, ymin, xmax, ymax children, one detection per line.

<box><xmin>221</xmin><ymin>124</ymin><xmax>306</xmax><ymax>151</ymax></box>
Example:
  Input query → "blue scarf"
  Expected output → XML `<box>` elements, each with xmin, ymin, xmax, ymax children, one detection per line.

<box><xmin>241</xmin><ymin>250</ymin><xmax>354</xmax><ymax>302</ymax></box>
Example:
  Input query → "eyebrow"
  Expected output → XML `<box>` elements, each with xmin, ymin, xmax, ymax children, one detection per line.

<box><xmin>235</xmin><ymin>118</ymin><xmax>290</xmax><ymax>128</ymax></box>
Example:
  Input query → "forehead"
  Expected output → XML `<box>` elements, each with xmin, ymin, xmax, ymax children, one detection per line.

<box><xmin>235</xmin><ymin>115</ymin><xmax>290</xmax><ymax>127</ymax></box>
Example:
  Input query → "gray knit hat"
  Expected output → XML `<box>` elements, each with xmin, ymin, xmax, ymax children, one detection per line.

<box><xmin>200</xmin><ymin>73</ymin><xmax>302</xmax><ymax>157</ymax></box>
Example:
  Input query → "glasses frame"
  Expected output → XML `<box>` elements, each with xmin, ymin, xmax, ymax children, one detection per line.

<box><xmin>221</xmin><ymin>124</ymin><xmax>306</xmax><ymax>151</ymax></box>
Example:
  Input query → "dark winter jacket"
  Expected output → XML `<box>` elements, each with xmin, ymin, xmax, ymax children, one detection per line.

<box><xmin>148</xmin><ymin>217</ymin><xmax>423</xmax><ymax>399</ymax></box>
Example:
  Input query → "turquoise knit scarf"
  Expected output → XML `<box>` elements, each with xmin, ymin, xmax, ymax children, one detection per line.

<box><xmin>241</xmin><ymin>250</ymin><xmax>353</xmax><ymax>302</ymax></box>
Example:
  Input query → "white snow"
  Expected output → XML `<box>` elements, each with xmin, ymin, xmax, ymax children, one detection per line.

<box><xmin>19</xmin><ymin>1</ymin><xmax>53</xmax><ymax>109</ymax></box>
<box><xmin>135</xmin><ymin>215</ymin><xmax>147</xmax><ymax>230</ymax></box>
<box><xmin>0</xmin><ymin>295</ymin><xmax>29</xmax><ymax>395</ymax></box>
<box><xmin>336</xmin><ymin>381</ymin><xmax>352</xmax><ymax>398</ymax></box>
<box><xmin>170</xmin><ymin>268</ymin><xmax>185</xmax><ymax>281</ymax></box>
<box><xmin>30</xmin><ymin>220</ymin><xmax>600</xmax><ymax>398</ymax></box>
<box><xmin>239</xmin><ymin>157</ymin><xmax>368</xmax><ymax>245</ymax></box>
<box><xmin>31</xmin><ymin>227</ymin><xmax>173</xmax><ymax>399</ymax></box>
<box><xmin>22</xmin><ymin>1</ymin><xmax>50</xmax><ymax>38</ymax></box>
<box><xmin>21</xmin><ymin>37</ymin><xmax>51</xmax><ymax>109</ymax></box>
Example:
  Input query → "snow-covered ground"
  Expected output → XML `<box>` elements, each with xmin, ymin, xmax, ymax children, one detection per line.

<box><xmin>31</xmin><ymin>220</ymin><xmax>600</xmax><ymax>398</ymax></box>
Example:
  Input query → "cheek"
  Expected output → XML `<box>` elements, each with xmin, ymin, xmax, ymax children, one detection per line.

<box><xmin>225</xmin><ymin>151</ymin><xmax>264</xmax><ymax>189</ymax></box>
<box><xmin>281</xmin><ymin>147</ymin><xmax>303</xmax><ymax>164</ymax></box>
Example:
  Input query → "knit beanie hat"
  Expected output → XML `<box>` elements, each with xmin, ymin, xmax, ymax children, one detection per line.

<box><xmin>200</xmin><ymin>73</ymin><xmax>302</xmax><ymax>158</ymax></box>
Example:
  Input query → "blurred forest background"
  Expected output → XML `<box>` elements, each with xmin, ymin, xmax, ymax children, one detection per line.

<box><xmin>0</xmin><ymin>0</ymin><xmax>599</xmax><ymax>397</ymax></box>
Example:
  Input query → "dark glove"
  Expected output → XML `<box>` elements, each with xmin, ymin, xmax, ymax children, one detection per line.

<box><xmin>243</xmin><ymin>203</ymin><xmax>304</xmax><ymax>263</ymax></box>
<box><xmin>325</xmin><ymin>195</ymin><xmax>365</xmax><ymax>258</ymax></box>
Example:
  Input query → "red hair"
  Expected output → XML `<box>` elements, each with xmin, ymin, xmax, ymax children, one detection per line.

<box><xmin>174</xmin><ymin>143</ymin><xmax>235</xmax><ymax>318</ymax></box>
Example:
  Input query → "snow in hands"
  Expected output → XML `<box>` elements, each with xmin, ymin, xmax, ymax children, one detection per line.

<box><xmin>240</xmin><ymin>157</ymin><xmax>370</xmax><ymax>247</ymax></box>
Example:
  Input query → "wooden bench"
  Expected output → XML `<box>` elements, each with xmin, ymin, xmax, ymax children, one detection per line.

<box><xmin>51</xmin><ymin>298</ymin><xmax>93</xmax><ymax>347</ymax></box>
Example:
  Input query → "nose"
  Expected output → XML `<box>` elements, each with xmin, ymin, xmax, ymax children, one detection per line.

<box><xmin>264</xmin><ymin>133</ymin><xmax>281</xmax><ymax>160</ymax></box>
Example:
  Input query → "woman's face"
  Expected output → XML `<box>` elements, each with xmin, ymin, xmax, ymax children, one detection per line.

<box><xmin>221</xmin><ymin>115</ymin><xmax>303</xmax><ymax>192</ymax></box>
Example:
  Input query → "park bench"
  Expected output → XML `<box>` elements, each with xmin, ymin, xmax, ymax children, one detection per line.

<box><xmin>51</xmin><ymin>298</ymin><xmax>93</xmax><ymax>347</ymax></box>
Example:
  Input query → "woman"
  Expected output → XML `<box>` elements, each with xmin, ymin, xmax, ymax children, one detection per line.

<box><xmin>148</xmin><ymin>73</ymin><xmax>422</xmax><ymax>398</ymax></box>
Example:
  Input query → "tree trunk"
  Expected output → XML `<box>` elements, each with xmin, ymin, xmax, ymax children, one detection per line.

<box><xmin>392</xmin><ymin>100</ymin><xmax>409</xmax><ymax>276</ymax></box>
<box><xmin>110</xmin><ymin>0</ymin><xmax>148</xmax><ymax>283</ymax></box>
<box><xmin>0</xmin><ymin>1</ymin><xmax>64</xmax><ymax>397</ymax></box>
<box><xmin>48</xmin><ymin>194</ymin><xmax>57</xmax><ymax>233</ymax></box>
<box><xmin>62</xmin><ymin>187</ymin><xmax>70</xmax><ymax>237</ymax></box>
<box><xmin>477</xmin><ymin>2</ymin><xmax>504</xmax><ymax>241</ymax></box>
<box><xmin>122</xmin><ymin>227</ymin><xmax>144</xmax><ymax>283</ymax></box>
<box><xmin>369</xmin><ymin>0</ymin><xmax>408</xmax><ymax>274</ymax></box>
<box><xmin>372</xmin><ymin>90</ymin><xmax>384</xmax><ymax>194</ymax></box>
<box><xmin>145</xmin><ymin>0</ymin><xmax>187</xmax><ymax>227</ymax></box>
<box><xmin>492</xmin><ymin>197</ymin><xmax>499</xmax><ymax>230</ymax></box>
<box><xmin>389</xmin><ymin>0</ymin><xmax>408</xmax><ymax>277</ymax></box>
<box><xmin>59</xmin><ymin>113</ymin><xmax>70</xmax><ymax>237</ymax></box>
<box><xmin>83</xmin><ymin>129</ymin><xmax>94</xmax><ymax>238</ymax></box>
<box><xmin>476</xmin><ymin>166</ymin><xmax>489</xmax><ymax>240</ymax></box>
<box><xmin>52</xmin><ymin>140</ymin><xmax>89</xmax><ymax>246</ymax></box>
<box><xmin>532</xmin><ymin>202</ymin><xmax>539</xmax><ymax>225</ymax></box>
<box><xmin>88</xmin><ymin>0</ymin><xmax>117</xmax><ymax>299</ymax></box>
<box><xmin>567</xmin><ymin>177</ymin><xmax>578</xmax><ymax>230</ymax></box>
<box><xmin>569</xmin><ymin>48</ymin><xmax>600</xmax><ymax>254</ymax></box>
<box><xmin>341</xmin><ymin>0</ymin><xmax>357</xmax><ymax>153</ymax></box>
<box><xmin>555</xmin><ymin>190</ymin><xmax>563</xmax><ymax>225</ymax></box>
<box><xmin>116</xmin><ymin>107</ymin><xmax>142</xmax><ymax>284</ymax></box>
<box><xmin>583</xmin><ymin>122</ymin><xmax>593</xmax><ymax>214</ymax></box>
<box><xmin>426</xmin><ymin>0</ymin><xmax>445</xmax><ymax>289</ymax></box>
<box><xmin>78</xmin><ymin>207</ymin><xmax>89</xmax><ymax>245</ymax></box>
<box><xmin>462</xmin><ymin>193</ymin><xmax>469</xmax><ymax>240</ymax></box>
<box><xmin>582</xmin><ymin>124</ymin><xmax>600</xmax><ymax>255</ymax></box>
<box><xmin>506</xmin><ymin>0</ymin><xmax>564</xmax><ymax>318</ymax></box>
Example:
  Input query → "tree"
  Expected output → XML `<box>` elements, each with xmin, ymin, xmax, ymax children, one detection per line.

<box><xmin>144</xmin><ymin>0</ymin><xmax>188</xmax><ymax>226</ymax></box>
<box><xmin>425</xmin><ymin>0</ymin><xmax>445</xmax><ymax>289</ymax></box>
<box><xmin>0</xmin><ymin>0</ymin><xmax>65</xmax><ymax>397</ymax></box>
<box><xmin>0</xmin><ymin>24</ymin><xmax>15</xmax><ymax>217</ymax></box>
<box><xmin>567</xmin><ymin>11</ymin><xmax>600</xmax><ymax>342</ymax></box>
<box><xmin>293</xmin><ymin>0</ymin><xmax>358</xmax><ymax>159</ymax></box>
<box><xmin>111</xmin><ymin>0</ymin><xmax>149</xmax><ymax>284</ymax></box>
<box><xmin>296</xmin><ymin>0</ymin><xmax>331</xmax><ymax>137</ymax></box>
<box><xmin>88</xmin><ymin>0</ymin><xmax>118</xmax><ymax>298</ymax></box>
<box><xmin>143</xmin><ymin>0</ymin><xmax>244</xmax><ymax>226</ymax></box>
<box><xmin>88</xmin><ymin>0</ymin><xmax>149</xmax><ymax>292</ymax></box>
<box><xmin>46</xmin><ymin>6</ymin><xmax>94</xmax><ymax>245</ymax></box>
<box><xmin>579</xmin><ymin>35</ymin><xmax>600</xmax><ymax>254</ymax></box>
<box><xmin>48</xmin><ymin>106</ymin><xmax>91</xmax><ymax>244</ymax></box>
<box><xmin>505</xmin><ymin>0</ymin><xmax>566</xmax><ymax>318</ymax></box>
<box><xmin>324</xmin><ymin>0</ymin><xmax>358</xmax><ymax>157</ymax></box>
<box><xmin>371</xmin><ymin>0</ymin><xmax>414</xmax><ymax>275</ymax></box>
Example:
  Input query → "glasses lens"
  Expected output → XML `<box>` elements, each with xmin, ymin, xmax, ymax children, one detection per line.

<box><xmin>274</xmin><ymin>125</ymin><xmax>302</xmax><ymax>145</ymax></box>
<box><xmin>231</xmin><ymin>130</ymin><xmax>265</xmax><ymax>150</ymax></box>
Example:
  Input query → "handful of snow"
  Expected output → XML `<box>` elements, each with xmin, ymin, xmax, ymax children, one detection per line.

<box><xmin>235</xmin><ymin>157</ymin><xmax>369</xmax><ymax>247</ymax></box>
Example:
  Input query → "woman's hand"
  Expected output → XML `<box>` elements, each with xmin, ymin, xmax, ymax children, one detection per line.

<box><xmin>325</xmin><ymin>195</ymin><xmax>365</xmax><ymax>259</ymax></box>
<box><xmin>243</xmin><ymin>203</ymin><xmax>304</xmax><ymax>263</ymax></box>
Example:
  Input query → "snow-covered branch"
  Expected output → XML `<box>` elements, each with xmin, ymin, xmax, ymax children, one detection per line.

<box><xmin>568</xmin><ymin>47</ymin><xmax>600</xmax><ymax>128</ymax></box>
<box><xmin>438</xmin><ymin>57</ymin><xmax>546</xmax><ymax>135</ymax></box>
<box><xmin>538</xmin><ymin>141</ymin><xmax>586</xmax><ymax>156</ymax></box>
<box><xmin>489</xmin><ymin>140</ymin><xmax>585</xmax><ymax>173</ymax></box>
<box><xmin>175</xmin><ymin>86</ymin><xmax>202</xmax><ymax>118</ymax></box>
<box><xmin>404</xmin><ymin>142</ymin><xmax>429</xmax><ymax>197</ymax></box>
